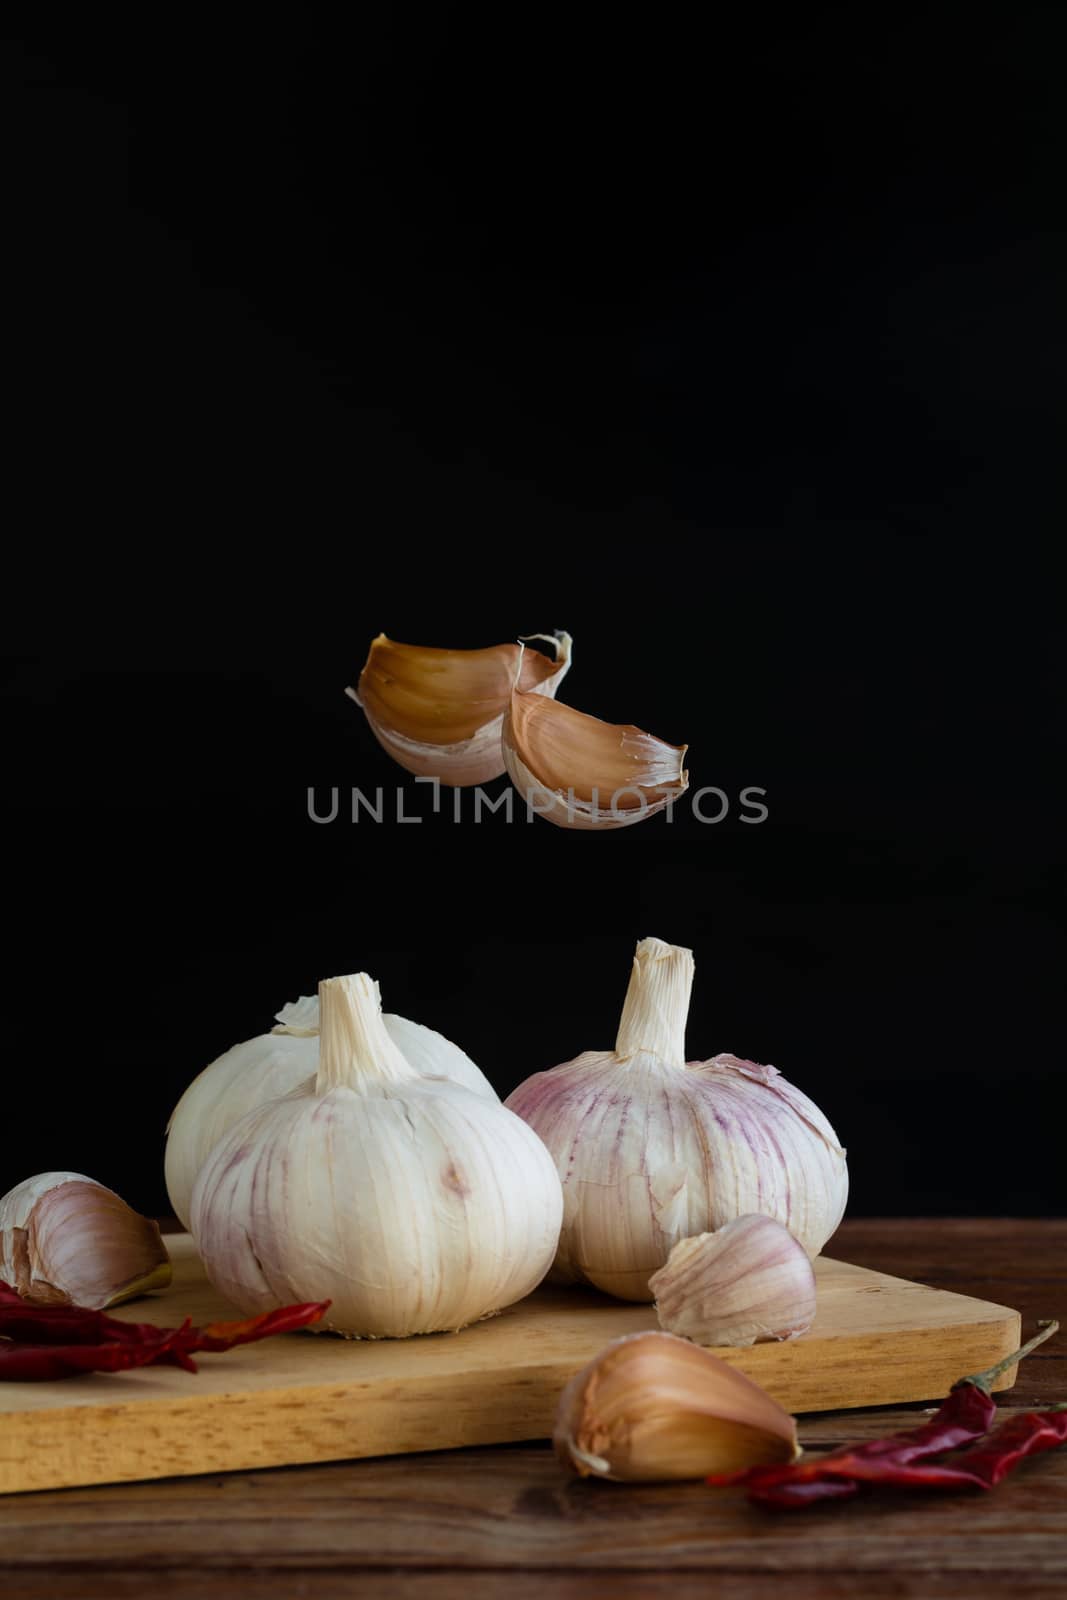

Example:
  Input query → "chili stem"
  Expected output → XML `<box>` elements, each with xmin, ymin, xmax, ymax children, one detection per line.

<box><xmin>958</xmin><ymin>1319</ymin><xmax>1059</xmax><ymax>1395</ymax></box>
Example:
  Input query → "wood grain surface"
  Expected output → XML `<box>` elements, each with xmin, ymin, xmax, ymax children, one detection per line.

<box><xmin>0</xmin><ymin>1234</ymin><xmax>1022</xmax><ymax>1494</ymax></box>
<box><xmin>1</xmin><ymin>1219</ymin><xmax>1064</xmax><ymax>1599</ymax></box>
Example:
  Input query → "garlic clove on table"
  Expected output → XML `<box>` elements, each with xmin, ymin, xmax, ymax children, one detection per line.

<box><xmin>554</xmin><ymin>1329</ymin><xmax>800</xmax><ymax>1482</ymax></box>
<box><xmin>502</xmin><ymin>677</ymin><xmax>688</xmax><ymax>829</ymax></box>
<box><xmin>0</xmin><ymin>1173</ymin><xmax>171</xmax><ymax>1309</ymax></box>
<box><xmin>346</xmin><ymin>631</ymin><xmax>572</xmax><ymax>786</ymax></box>
<box><xmin>650</xmin><ymin>1214</ymin><xmax>817</xmax><ymax>1347</ymax></box>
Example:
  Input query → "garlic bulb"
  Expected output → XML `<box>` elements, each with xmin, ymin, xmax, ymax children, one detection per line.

<box><xmin>650</xmin><ymin>1215</ymin><xmax>817</xmax><ymax>1347</ymax></box>
<box><xmin>165</xmin><ymin>994</ymin><xmax>497</xmax><ymax>1231</ymax></box>
<box><xmin>191</xmin><ymin>972</ymin><xmax>564</xmax><ymax>1338</ymax></box>
<box><xmin>0</xmin><ymin>1173</ymin><xmax>171</xmax><ymax>1309</ymax></box>
<box><xmin>502</xmin><ymin>668</ymin><xmax>688</xmax><ymax>829</ymax></box>
<box><xmin>554</xmin><ymin>1329</ymin><xmax>799</xmax><ymax>1482</ymax></box>
<box><xmin>506</xmin><ymin>937</ymin><xmax>848</xmax><ymax>1301</ymax></box>
<box><xmin>346</xmin><ymin>631</ymin><xmax>572</xmax><ymax>786</ymax></box>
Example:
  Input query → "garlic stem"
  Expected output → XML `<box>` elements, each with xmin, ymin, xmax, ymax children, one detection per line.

<box><xmin>614</xmin><ymin>937</ymin><xmax>693</xmax><ymax>1067</ymax></box>
<box><xmin>316</xmin><ymin>973</ymin><xmax>418</xmax><ymax>1093</ymax></box>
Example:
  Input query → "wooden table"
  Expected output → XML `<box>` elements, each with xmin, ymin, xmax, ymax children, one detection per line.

<box><xmin>3</xmin><ymin>1219</ymin><xmax>1064</xmax><ymax>1599</ymax></box>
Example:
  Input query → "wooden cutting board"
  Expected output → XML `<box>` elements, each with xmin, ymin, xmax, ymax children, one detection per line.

<box><xmin>0</xmin><ymin>1234</ymin><xmax>1020</xmax><ymax>1494</ymax></box>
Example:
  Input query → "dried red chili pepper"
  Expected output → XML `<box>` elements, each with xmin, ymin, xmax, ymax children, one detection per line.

<box><xmin>180</xmin><ymin>1305</ymin><xmax>332</xmax><ymax>1355</ymax></box>
<box><xmin>0</xmin><ymin>1279</ymin><xmax>329</xmax><ymax>1380</ymax></box>
<box><xmin>709</xmin><ymin>1320</ymin><xmax>1062</xmax><ymax>1509</ymax></box>
<box><xmin>0</xmin><ymin>1297</ymin><xmax>178</xmax><ymax>1345</ymax></box>
<box><xmin>905</xmin><ymin>1405</ymin><xmax>1067</xmax><ymax>1489</ymax></box>
<box><xmin>743</xmin><ymin>1404</ymin><xmax>1067</xmax><ymax>1507</ymax></box>
<box><xmin>0</xmin><ymin>1327</ymin><xmax>189</xmax><ymax>1380</ymax></box>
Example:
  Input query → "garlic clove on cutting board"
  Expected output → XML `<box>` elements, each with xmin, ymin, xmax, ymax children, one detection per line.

<box><xmin>650</xmin><ymin>1214</ymin><xmax>817</xmax><ymax>1347</ymax></box>
<box><xmin>0</xmin><ymin>1173</ymin><xmax>172</xmax><ymax>1309</ymax></box>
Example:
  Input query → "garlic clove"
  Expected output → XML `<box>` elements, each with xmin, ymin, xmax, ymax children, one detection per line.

<box><xmin>554</xmin><ymin>1329</ymin><xmax>799</xmax><ymax>1482</ymax></box>
<box><xmin>650</xmin><ymin>1215</ymin><xmax>817</xmax><ymax>1347</ymax></box>
<box><xmin>346</xmin><ymin>631</ymin><xmax>572</xmax><ymax>786</ymax></box>
<box><xmin>0</xmin><ymin>1173</ymin><xmax>172</xmax><ymax>1309</ymax></box>
<box><xmin>503</xmin><ymin>684</ymin><xmax>688</xmax><ymax>830</ymax></box>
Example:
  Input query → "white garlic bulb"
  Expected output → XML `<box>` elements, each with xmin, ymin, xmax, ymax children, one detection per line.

<box><xmin>165</xmin><ymin>994</ymin><xmax>497</xmax><ymax>1231</ymax></box>
<box><xmin>506</xmin><ymin>937</ymin><xmax>848</xmax><ymax>1301</ymax></box>
<box><xmin>0</xmin><ymin>1172</ymin><xmax>171</xmax><ymax>1309</ymax></box>
<box><xmin>346</xmin><ymin>631</ymin><xmax>572</xmax><ymax>786</ymax></box>
<box><xmin>191</xmin><ymin>972</ymin><xmax>564</xmax><ymax>1338</ymax></box>
<box><xmin>650</xmin><ymin>1215</ymin><xmax>817</xmax><ymax>1347</ymax></box>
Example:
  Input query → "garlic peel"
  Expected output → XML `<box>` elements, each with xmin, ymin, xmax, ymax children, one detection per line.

<box><xmin>164</xmin><ymin>996</ymin><xmax>498</xmax><ymax>1232</ymax></box>
<box><xmin>271</xmin><ymin>996</ymin><xmax>319</xmax><ymax>1036</ymax></box>
<box><xmin>650</xmin><ymin>1215</ymin><xmax>817</xmax><ymax>1347</ymax></box>
<box><xmin>0</xmin><ymin>1173</ymin><xmax>171</xmax><ymax>1309</ymax></box>
<box><xmin>347</xmin><ymin>631</ymin><xmax>572</xmax><ymax>786</ymax></box>
<box><xmin>554</xmin><ymin>1329</ymin><xmax>800</xmax><ymax>1482</ymax></box>
<box><xmin>502</xmin><ymin>686</ymin><xmax>688</xmax><ymax>829</ymax></box>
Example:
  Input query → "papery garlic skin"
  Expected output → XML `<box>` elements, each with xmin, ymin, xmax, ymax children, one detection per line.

<box><xmin>554</xmin><ymin>1329</ymin><xmax>799</xmax><ymax>1482</ymax></box>
<box><xmin>165</xmin><ymin>996</ymin><xmax>497</xmax><ymax>1232</ymax></box>
<box><xmin>271</xmin><ymin>995</ymin><xmax>319</xmax><ymax>1036</ymax></box>
<box><xmin>506</xmin><ymin>938</ymin><xmax>848</xmax><ymax>1301</ymax></box>
<box><xmin>502</xmin><ymin>682</ymin><xmax>688</xmax><ymax>830</ymax></box>
<box><xmin>191</xmin><ymin>972</ymin><xmax>564</xmax><ymax>1338</ymax></box>
<box><xmin>347</xmin><ymin>632</ymin><xmax>572</xmax><ymax>786</ymax></box>
<box><xmin>650</xmin><ymin>1215</ymin><xmax>817</xmax><ymax>1347</ymax></box>
<box><xmin>0</xmin><ymin>1172</ymin><xmax>171</xmax><ymax>1309</ymax></box>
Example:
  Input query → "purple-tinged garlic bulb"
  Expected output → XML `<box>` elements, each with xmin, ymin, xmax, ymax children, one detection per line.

<box><xmin>506</xmin><ymin>938</ymin><xmax>848</xmax><ymax>1301</ymax></box>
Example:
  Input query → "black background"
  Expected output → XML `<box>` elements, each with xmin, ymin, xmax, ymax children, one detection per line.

<box><xmin>4</xmin><ymin>16</ymin><xmax>1064</xmax><ymax>1221</ymax></box>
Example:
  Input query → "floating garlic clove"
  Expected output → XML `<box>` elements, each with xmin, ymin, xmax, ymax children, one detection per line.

<box><xmin>650</xmin><ymin>1215</ymin><xmax>817</xmax><ymax>1347</ymax></box>
<box><xmin>502</xmin><ymin>669</ymin><xmax>688</xmax><ymax>829</ymax></box>
<box><xmin>554</xmin><ymin>1329</ymin><xmax>800</xmax><ymax>1482</ymax></box>
<box><xmin>346</xmin><ymin>631</ymin><xmax>572</xmax><ymax>786</ymax></box>
<box><xmin>506</xmin><ymin>937</ymin><xmax>848</xmax><ymax>1300</ymax></box>
<box><xmin>165</xmin><ymin>994</ymin><xmax>499</xmax><ymax>1231</ymax></box>
<box><xmin>0</xmin><ymin>1173</ymin><xmax>171</xmax><ymax>1309</ymax></box>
